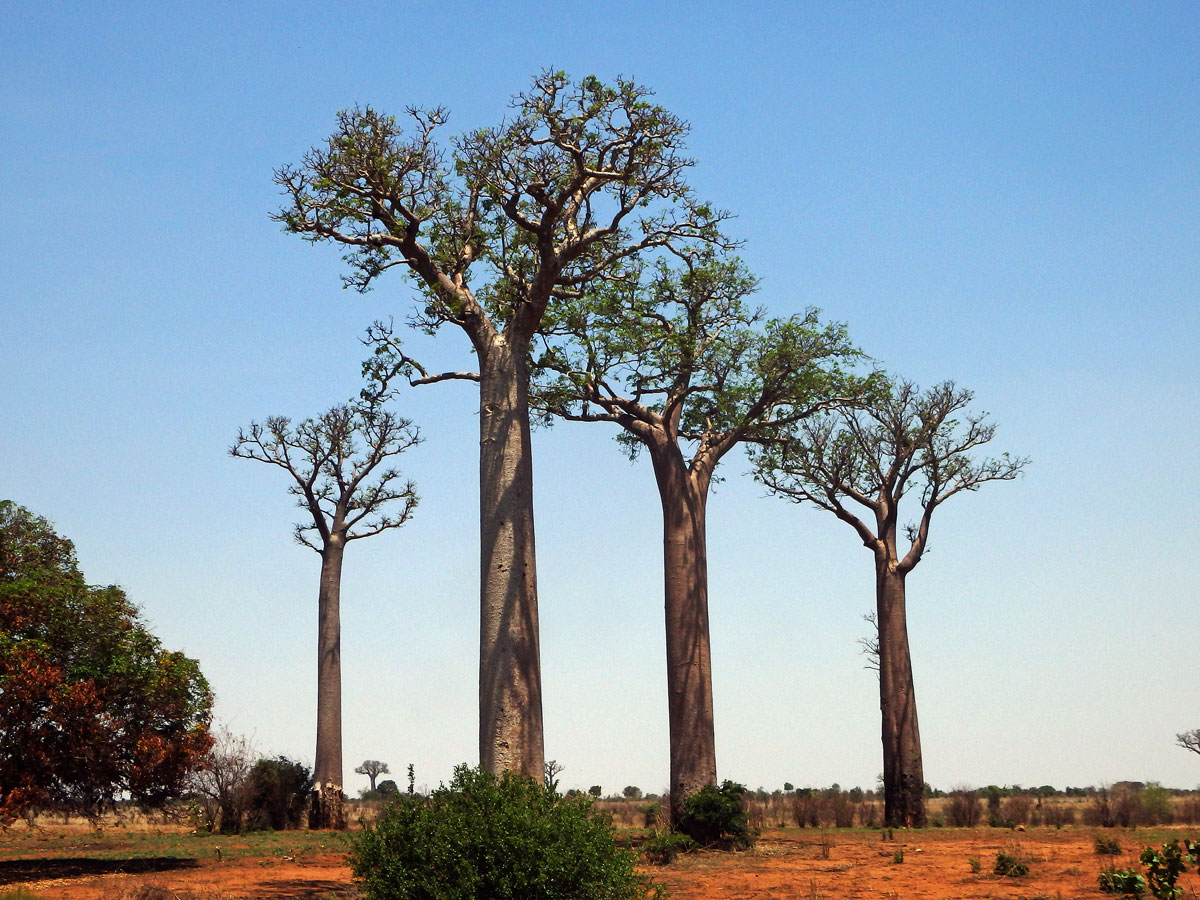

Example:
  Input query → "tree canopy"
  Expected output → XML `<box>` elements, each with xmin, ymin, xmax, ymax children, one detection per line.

<box><xmin>0</xmin><ymin>501</ymin><xmax>213</xmax><ymax>823</ymax></box>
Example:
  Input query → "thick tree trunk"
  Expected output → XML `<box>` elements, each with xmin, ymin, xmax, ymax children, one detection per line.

<box><xmin>650</xmin><ymin>446</ymin><xmax>717</xmax><ymax>825</ymax></box>
<box><xmin>477</xmin><ymin>340</ymin><xmax>544</xmax><ymax>779</ymax></box>
<box><xmin>876</xmin><ymin>563</ymin><xmax>925</xmax><ymax>827</ymax></box>
<box><xmin>310</xmin><ymin>539</ymin><xmax>346</xmax><ymax>829</ymax></box>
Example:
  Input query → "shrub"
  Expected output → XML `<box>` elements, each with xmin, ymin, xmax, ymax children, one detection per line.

<box><xmin>1141</xmin><ymin>783</ymin><xmax>1173</xmax><ymax>825</ymax></box>
<box><xmin>793</xmin><ymin>788</ymin><xmax>820</xmax><ymax>827</ymax></box>
<box><xmin>677</xmin><ymin>781</ymin><xmax>756</xmax><ymax>849</ymax></box>
<box><xmin>349</xmin><ymin>764</ymin><xmax>660</xmax><ymax>900</ymax></box>
<box><xmin>243</xmin><ymin>756</ymin><xmax>312</xmax><ymax>830</ymax></box>
<box><xmin>1139</xmin><ymin>838</ymin><xmax>1197</xmax><ymax>900</ymax></box>
<box><xmin>968</xmin><ymin>856</ymin><xmax>981</xmax><ymax>873</ymax></box>
<box><xmin>642</xmin><ymin>830</ymin><xmax>696</xmax><ymax>865</ymax></box>
<box><xmin>994</xmin><ymin>849</ymin><xmax>1028</xmax><ymax>877</ymax></box>
<box><xmin>946</xmin><ymin>789</ymin><xmax>981</xmax><ymax>827</ymax></box>
<box><xmin>1001</xmin><ymin>793</ymin><xmax>1034</xmax><ymax>826</ymax></box>
<box><xmin>1095</xmin><ymin>834</ymin><xmax>1123</xmax><ymax>856</ymax></box>
<box><xmin>1099</xmin><ymin>866</ymin><xmax>1147</xmax><ymax>896</ymax></box>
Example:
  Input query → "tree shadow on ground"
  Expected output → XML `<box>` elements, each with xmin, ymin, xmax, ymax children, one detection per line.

<box><xmin>0</xmin><ymin>855</ymin><xmax>199</xmax><ymax>885</ymax></box>
<box><xmin>249</xmin><ymin>878</ymin><xmax>356</xmax><ymax>898</ymax></box>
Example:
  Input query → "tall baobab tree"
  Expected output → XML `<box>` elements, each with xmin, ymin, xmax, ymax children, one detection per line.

<box><xmin>231</xmin><ymin>383</ymin><xmax>419</xmax><ymax>828</ymax></box>
<box><xmin>752</xmin><ymin>378</ymin><xmax>1027</xmax><ymax>827</ymax></box>
<box><xmin>532</xmin><ymin>254</ymin><xmax>868</xmax><ymax>825</ymax></box>
<box><xmin>277</xmin><ymin>71</ymin><xmax>729</xmax><ymax>778</ymax></box>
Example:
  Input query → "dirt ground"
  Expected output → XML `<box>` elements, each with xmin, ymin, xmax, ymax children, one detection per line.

<box><xmin>3</xmin><ymin>827</ymin><xmax>1198</xmax><ymax>899</ymax></box>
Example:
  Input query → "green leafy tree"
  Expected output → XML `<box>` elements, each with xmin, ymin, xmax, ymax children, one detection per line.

<box><xmin>534</xmin><ymin>254</ymin><xmax>866</xmax><ymax>820</ymax></box>
<box><xmin>278</xmin><ymin>70</ymin><xmax>730</xmax><ymax>779</ymax></box>
<box><xmin>752</xmin><ymin>379</ymin><xmax>1027</xmax><ymax>827</ymax></box>
<box><xmin>232</xmin><ymin>375</ymin><xmax>419</xmax><ymax>829</ymax></box>
<box><xmin>0</xmin><ymin>501</ymin><xmax>212</xmax><ymax>823</ymax></box>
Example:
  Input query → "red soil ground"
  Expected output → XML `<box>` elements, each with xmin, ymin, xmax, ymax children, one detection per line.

<box><xmin>4</xmin><ymin>827</ymin><xmax>1198</xmax><ymax>899</ymax></box>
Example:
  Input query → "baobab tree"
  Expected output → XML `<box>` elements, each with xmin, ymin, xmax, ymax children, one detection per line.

<box><xmin>752</xmin><ymin>378</ymin><xmax>1027</xmax><ymax>827</ymax></box>
<box><xmin>231</xmin><ymin>382</ymin><xmax>419</xmax><ymax>828</ymax></box>
<box><xmin>355</xmin><ymin>759</ymin><xmax>389</xmax><ymax>791</ymax></box>
<box><xmin>277</xmin><ymin>71</ymin><xmax>729</xmax><ymax>778</ymax></box>
<box><xmin>533</xmin><ymin>254</ymin><xmax>867</xmax><ymax>825</ymax></box>
<box><xmin>1179</xmin><ymin>730</ymin><xmax>1200</xmax><ymax>756</ymax></box>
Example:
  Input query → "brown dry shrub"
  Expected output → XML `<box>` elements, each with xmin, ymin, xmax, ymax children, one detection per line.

<box><xmin>946</xmin><ymin>790</ymin><xmax>981</xmax><ymax>827</ymax></box>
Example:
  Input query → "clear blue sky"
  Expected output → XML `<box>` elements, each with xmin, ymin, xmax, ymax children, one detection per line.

<box><xmin>2</xmin><ymin>1</ymin><xmax>1197</xmax><ymax>796</ymax></box>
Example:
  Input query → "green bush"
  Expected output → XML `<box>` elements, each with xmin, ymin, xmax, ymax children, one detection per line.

<box><xmin>641</xmin><ymin>830</ymin><xmax>696</xmax><ymax>865</ymax></box>
<box><xmin>677</xmin><ymin>781</ymin><xmax>756</xmax><ymax>849</ymax></box>
<box><xmin>993</xmin><ymin>849</ymin><xmax>1028</xmax><ymax>877</ymax></box>
<box><xmin>243</xmin><ymin>756</ymin><xmax>312</xmax><ymax>830</ymax></box>
<box><xmin>1095</xmin><ymin>834</ymin><xmax>1123</xmax><ymax>855</ymax></box>
<box><xmin>348</xmin><ymin>764</ymin><xmax>661</xmax><ymax>900</ymax></box>
<box><xmin>1139</xmin><ymin>838</ymin><xmax>1197</xmax><ymax>900</ymax></box>
<box><xmin>1099</xmin><ymin>866</ymin><xmax>1147</xmax><ymax>896</ymax></box>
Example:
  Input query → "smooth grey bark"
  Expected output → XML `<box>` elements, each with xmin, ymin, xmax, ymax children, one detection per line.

<box><xmin>876</xmin><ymin>561</ymin><xmax>925</xmax><ymax>828</ymax></box>
<box><xmin>311</xmin><ymin>537</ymin><xmax>346</xmax><ymax>829</ymax></box>
<box><xmin>650</xmin><ymin>441</ymin><xmax>717</xmax><ymax>824</ymax></box>
<box><xmin>477</xmin><ymin>341</ymin><xmax>544</xmax><ymax>776</ymax></box>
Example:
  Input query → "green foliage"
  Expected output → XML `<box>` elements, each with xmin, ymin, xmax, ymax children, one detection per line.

<box><xmin>0</xmin><ymin>501</ymin><xmax>212</xmax><ymax>823</ymax></box>
<box><xmin>1138</xmin><ymin>839</ymin><xmax>1198</xmax><ymax>900</ymax></box>
<box><xmin>891</xmin><ymin>849</ymin><xmax>904</xmax><ymax>864</ymax></box>
<box><xmin>243</xmin><ymin>757</ymin><xmax>312</xmax><ymax>830</ymax></box>
<box><xmin>1099</xmin><ymin>866</ymin><xmax>1147</xmax><ymax>896</ymax></box>
<box><xmin>968</xmin><ymin>856</ymin><xmax>981</xmax><ymax>873</ymax></box>
<box><xmin>641</xmin><ymin>830</ymin><xmax>696</xmax><ymax>865</ymax></box>
<box><xmin>376</xmin><ymin>779</ymin><xmax>400</xmax><ymax>796</ymax></box>
<box><xmin>993</xmin><ymin>849</ymin><xmax>1028</xmax><ymax>877</ymax></box>
<box><xmin>1141</xmin><ymin>782</ymin><xmax>1174</xmax><ymax>824</ymax></box>
<box><xmin>677</xmin><ymin>781</ymin><xmax>757</xmax><ymax>849</ymax></box>
<box><xmin>1095</xmin><ymin>834</ymin><xmax>1124</xmax><ymax>855</ymax></box>
<box><xmin>348</xmin><ymin>764</ymin><xmax>661</xmax><ymax>900</ymax></box>
<box><xmin>622</xmin><ymin>785</ymin><xmax>643</xmax><ymax>800</ymax></box>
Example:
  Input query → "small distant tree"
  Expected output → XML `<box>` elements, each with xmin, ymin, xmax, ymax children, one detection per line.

<box><xmin>622</xmin><ymin>785</ymin><xmax>642</xmax><ymax>800</ymax></box>
<box><xmin>189</xmin><ymin>727</ymin><xmax>255</xmax><ymax>833</ymax></box>
<box><xmin>356</xmin><ymin>760</ymin><xmax>390</xmax><ymax>792</ymax></box>
<box><xmin>1178</xmin><ymin>730</ymin><xmax>1200</xmax><ymax>756</ymax></box>
<box><xmin>376</xmin><ymin>779</ymin><xmax>400</xmax><ymax>797</ymax></box>
<box><xmin>588</xmin><ymin>785</ymin><xmax>602</xmax><ymax>798</ymax></box>
<box><xmin>753</xmin><ymin>378</ymin><xmax>1027</xmax><ymax>827</ymax></box>
<box><xmin>232</xmin><ymin>373</ymin><xmax>419</xmax><ymax>829</ymax></box>
<box><xmin>543</xmin><ymin>759</ymin><xmax>565</xmax><ymax>792</ymax></box>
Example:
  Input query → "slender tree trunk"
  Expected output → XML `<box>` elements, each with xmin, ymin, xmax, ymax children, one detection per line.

<box><xmin>876</xmin><ymin>562</ymin><xmax>925</xmax><ymax>827</ymax></box>
<box><xmin>650</xmin><ymin>445</ymin><xmax>717</xmax><ymax>825</ymax></box>
<box><xmin>310</xmin><ymin>538</ymin><xmax>346</xmax><ymax>829</ymax></box>
<box><xmin>477</xmin><ymin>340</ymin><xmax>544</xmax><ymax>779</ymax></box>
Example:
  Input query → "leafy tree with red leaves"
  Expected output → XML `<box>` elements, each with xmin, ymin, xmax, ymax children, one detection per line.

<box><xmin>0</xmin><ymin>501</ymin><xmax>213</xmax><ymax>823</ymax></box>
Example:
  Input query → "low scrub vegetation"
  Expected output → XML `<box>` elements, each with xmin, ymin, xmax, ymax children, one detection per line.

<box><xmin>348</xmin><ymin>765</ymin><xmax>660</xmax><ymax>900</ymax></box>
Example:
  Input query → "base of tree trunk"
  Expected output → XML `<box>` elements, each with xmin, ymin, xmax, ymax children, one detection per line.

<box><xmin>308</xmin><ymin>783</ymin><xmax>346</xmax><ymax>830</ymax></box>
